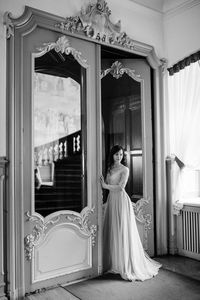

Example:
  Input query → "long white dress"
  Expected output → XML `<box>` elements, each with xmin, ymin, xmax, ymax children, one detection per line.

<box><xmin>103</xmin><ymin>165</ymin><xmax>161</xmax><ymax>281</ymax></box>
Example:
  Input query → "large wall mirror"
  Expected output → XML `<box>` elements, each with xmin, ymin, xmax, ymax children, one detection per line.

<box><xmin>33</xmin><ymin>45</ymin><xmax>87</xmax><ymax>217</ymax></box>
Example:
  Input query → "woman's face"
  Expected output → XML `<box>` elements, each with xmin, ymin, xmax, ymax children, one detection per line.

<box><xmin>113</xmin><ymin>149</ymin><xmax>123</xmax><ymax>164</ymax></box>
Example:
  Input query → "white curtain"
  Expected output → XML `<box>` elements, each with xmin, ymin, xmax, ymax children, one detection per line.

<box><xmin>168</xmin><ymin>61</ymin><xmax>200</xmax><ymax>203</ymax></box>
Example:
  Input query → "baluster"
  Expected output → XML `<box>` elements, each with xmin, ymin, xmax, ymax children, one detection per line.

<box><xmin>59</xmin><ymin>142</ymin><xmax>63</xmax><ymax>160</ymax></box>
<box><xmin>54</xmin><ymin>144</ymin><xmax>59</xmax><ymax>161</ymax></box>
<box><xmin>77</xmin><ymin>134</ymin><xmax>81</xmax><ymax>152</ymax></box>
<box><xmin>49</xmin><ymin>146</ymin><xmax>53</xmax><ymax>163</ymax></box>
<box><xmin>73</xmin><ymin>136</ymin><xmax>76</xmax><ymax>154</ymax></box>
<box><xmin>38</xmin><ymin>149</ymin><xmax>43</xmax><ymax>166</ymax></box>
<box><xmin>73</xmin><ymin>136</ymin><xmax>79</xmax><ymax>154</ymax></box>
<box><xmin>43</xmin><ymin>147</ymin><xmax>48</xmax><ymax>165</ymax></box>
<box><xmin>64</xmin><ymin>140</ymin><xmax>68</xmax><ymax>158</ymax></box>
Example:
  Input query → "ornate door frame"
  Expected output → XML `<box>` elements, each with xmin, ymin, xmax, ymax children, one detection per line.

<box><xmin>101</xmin><ymin>59</ymin><xmax>154</xmax><ymax>255</ymax></box>
<box><xmin>4</xmin><ymin>1</ymin><xmax>167</xmax><ymax>298</ymax></box>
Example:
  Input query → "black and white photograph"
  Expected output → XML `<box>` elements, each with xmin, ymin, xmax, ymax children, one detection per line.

<box><xmin>0</xmin><ymin>0</ymin><xmax>200</xmax><ymax>299</ymax></box>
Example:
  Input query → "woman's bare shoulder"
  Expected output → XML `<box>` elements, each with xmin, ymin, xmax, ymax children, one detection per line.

<box><xmin>121</xmin><ymin>165</ymin><xmax>129</xmax><ymax>174</ymax></box>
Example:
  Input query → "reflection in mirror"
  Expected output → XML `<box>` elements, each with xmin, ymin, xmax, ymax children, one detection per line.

<box><xmin>34</xmin><ymin>49</ymin><xmax>86</xmax><ymax>217</ymax></box>
<box><xmin>101</xmin><ymin>60</ymin><xmax>143</xmax><ymax>203</ymax></box>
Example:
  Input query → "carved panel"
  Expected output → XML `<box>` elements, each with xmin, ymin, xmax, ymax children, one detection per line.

<box><xmin>33</xmin><ymin>224</ymin><xmax>92</xmax><ymax>282</ymax></box>
<box><xmin>24</xmin><ymin>207</ymin><xmax>97</xmax><ymax>261</ymax></box>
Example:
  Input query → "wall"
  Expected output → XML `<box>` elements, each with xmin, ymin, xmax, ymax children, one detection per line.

<box><xmin>164</xmin><ymin>1</ymin><xmax>200</xmax><ymax>67</ymax></box>
<box><xmin>0</xmin><ymin>0</ymin><xmax>165</xmax><ymax>156</ymax></box>
<box><xmin>1</xmin><ymin>0</ymin><xmax>200</xmax><ymax>155</ymax></box>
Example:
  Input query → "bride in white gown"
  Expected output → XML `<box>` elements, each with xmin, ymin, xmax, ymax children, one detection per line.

<box><xmin>100</xmin><ymin>145</ymin><xmax>161</xmax><ymax>281</ymax></box>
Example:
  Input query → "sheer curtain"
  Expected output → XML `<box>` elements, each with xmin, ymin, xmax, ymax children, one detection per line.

<box><xmin>168</xmin><ymin>61</ymin><xmax>200</xmax><ymax>203</ymax></box>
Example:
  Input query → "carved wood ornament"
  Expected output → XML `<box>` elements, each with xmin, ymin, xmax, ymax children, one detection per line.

<box><xmin>56</xmin><ymin>0</ymin><xmax>136</xmax><ymax>50</ymax></box>
<box><xmin>24</xmin><ymin>207</ymin><xmax>97</xmax><ymax>261</ymax></box>
<box><xmin>36</xmin><ymin>35</ymin><xmax>88</xmax><ymax>68</ymax></box>
<box><xmin>101</xmin><ymin>60</ymin><xmax>141</xmax><ymax>80</ymax></box>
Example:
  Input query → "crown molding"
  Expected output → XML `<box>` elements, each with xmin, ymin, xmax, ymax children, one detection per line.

<box><xmin>164</xmin><ymin>0</ymin><xmax>200</xmax><ymax>19</ymax></box>
<box><xmin>128</xmin><ymin>0</ymin><xmax>164</xmax><ymax>14</ymax></box>
<box><xmin>129</xmin><ymin>0</ymin><xmax>200</xmax><ymax>17</ymax></box>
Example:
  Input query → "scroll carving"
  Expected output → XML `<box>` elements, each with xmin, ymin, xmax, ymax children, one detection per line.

<box><xmin>24</xmin><ymin>212</ymin><xmax>60</xmax><ymax>261</ymax></box>
<box><xmin>3</xmin><ymin>12</ymin><xmax>14</xmax><ymax>39</ymax></box>
<box><xmin>160</xmin><ymin>58</ymin><xmax>168</xmax><ymax>74</ymax></box>
<box><xmin>36</xmin><ymin>35</ymin><xmax>88</xmax><ymax>68</ymax></box>
<box><xmin>132</xmin><ymin>197</ymin><xmax>152</xmax><ymax>250</ymax></box>
<box><xmin>101</xmin><ymin>61</ymin><xmax>141</xmax><ymax>80</ymax></box>
<box><xmin>132</xmin><ymin>197</ymin><xmax>152</xmax><ymax>231</ymax></box>
<box><xmin>56</xmin><ymin>0</ymin><xmax>136</xmax><ymax>50</ymax></box>
<box><xmin>24</xmin><ymin>207</ymin><xmax>97</xmax><ymax>260</ymax></box>
<box><xmin>66</xmin><ymin>207</ymin><xmax>97</xmax><ymax>246</ymax></box>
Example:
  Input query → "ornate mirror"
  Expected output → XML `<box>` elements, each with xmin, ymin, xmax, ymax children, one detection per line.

<box><xmin>33</xmin><ymin>36</ymin><xmax>87</xmax><ymax>217</ymax></box>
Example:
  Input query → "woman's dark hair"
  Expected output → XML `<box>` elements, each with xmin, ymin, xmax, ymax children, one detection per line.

<box><xmin>107</xmin><ymin>145</ymin><xmax>127</xmax><ymax>173</ymax></box>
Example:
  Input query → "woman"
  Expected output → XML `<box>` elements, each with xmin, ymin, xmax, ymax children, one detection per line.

<box><xmin>100</xmin><ymin>145</ymin><xmax>161</xmax><ymax>281</ymax></box>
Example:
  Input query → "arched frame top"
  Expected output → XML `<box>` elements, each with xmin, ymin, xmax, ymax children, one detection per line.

<box><xmin>4</xmin><ymin>1</ymin><xmax>166</xmax><ymax>70</ymax></box>
<box><xmin>34</xmin><ymin>35</ymin><xmax>89</xmax><ymax>69</ymax></box>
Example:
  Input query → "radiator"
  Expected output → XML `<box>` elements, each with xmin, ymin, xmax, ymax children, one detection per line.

<box><xmin>177</xmin><ymin>205</ymin><xmax>200</xmax><ymax>260</ymax></box>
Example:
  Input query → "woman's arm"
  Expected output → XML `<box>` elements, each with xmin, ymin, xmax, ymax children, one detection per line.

<box><xmin>100</xmin><ymin>167</ymin><xmax>129</xmax><ymax>192</ymax></box>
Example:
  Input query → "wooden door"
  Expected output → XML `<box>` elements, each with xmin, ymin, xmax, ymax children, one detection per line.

<box><xmin>101</xmin><ymin>59</ymin><xmax>155</xmax><ymax>255</ymax></box>
<box><xmin>12</xmin><ymin>21</ymin><xmax>100</xmax><ymax>295</ymax></box>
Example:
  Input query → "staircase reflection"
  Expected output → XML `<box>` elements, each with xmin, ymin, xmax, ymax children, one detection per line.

<box><xmin>34</xmin><ymin>131</ymin><xmax>83</xmax><ymax>217</ymax></box>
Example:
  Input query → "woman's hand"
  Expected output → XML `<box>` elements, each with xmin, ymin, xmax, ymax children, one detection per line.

<box><xmin>100</xmin><ymin>175</ymin><xmax>107</xmax><ymax>189</ymax></box>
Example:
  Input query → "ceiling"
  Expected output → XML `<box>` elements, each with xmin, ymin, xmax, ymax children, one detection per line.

<box><xmin>130</xmin><ymin>0</ymin><xmax>194</xmax><ymax>13</ymax></box>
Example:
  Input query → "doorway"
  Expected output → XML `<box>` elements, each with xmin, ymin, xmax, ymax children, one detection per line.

<box><xmin>101</xmin><ymin>46</ymin><xmax>155</xmax><ymax>255</ymax></box>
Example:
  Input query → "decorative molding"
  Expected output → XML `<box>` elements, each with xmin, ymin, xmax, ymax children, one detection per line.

<box><xmin>132</xmin><ymin>197</ymin><xmax>152</xmax><ymax>231</ymax></box>
<box><xmin>160</xmin><ymin>58</ymin><xmax>168</xmax><ymax>74</ymax></box>
<box><xmin>66</xmin><ymin>207</ymin><xmax>97</xmax><ymax>246</ymax></box>
<box><xmin>101</xmin><ymin>61</ymin><xmax>141</xmax><ymax>80</ymax></box>
<box><xmin>36</xmin><ymin>35</ymin><xmax>88</xmax><ymax>68</ymax></box>
<box><xmin>24</xmin><ymin>207</ymin><xmax>97</xmax><ymax>260</ymax></box>
<box><xmin>3</xmin><ymin>12</ymin><xmax>14</xmax><ymax>39</ymax></box>
<box><xmin>5</xmin><ymin>5</ymin><xmax>161</xmax><ymax>68</ymax></box>
<box><xmin>130</xmin><ymin>0</ymin><xmax>200</xmax><ymax>16</ymax></box>
<box><xmin>164</xmin><ymin>0</ymin><xmax>200</xmax><ymax>19</ymax></box>
<box><xmin>173</xmin><ymin>200</ymin><xmax>184</xmax><ymax>216</ymax></box>
<box><xmin>24</xmin><ymin>212</ymin><xmax>60</xmax><ymax>261</ymax></box>
<box><xmin>132</xmin><ymin>197</ymin><xmax>152</xmax><ymax>250</ymax></box>
<box><xmin>129</xmin><ymin>0</ymin><xmax>163</xmax><ymax>14</ymax></box>
<box><xmin>56</xmin><ymin>0</ymin><xmax>137</xmax><ymax>51</ymax></box>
